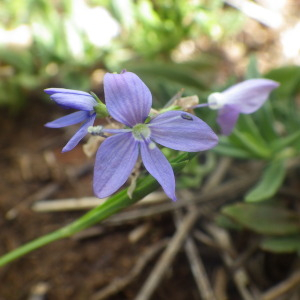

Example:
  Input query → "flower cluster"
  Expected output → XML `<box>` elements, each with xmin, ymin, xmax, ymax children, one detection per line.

<box><xmin>45</xmin><ymin>72</ymin><xmax>279</xmax><ymax>200</ymax></box>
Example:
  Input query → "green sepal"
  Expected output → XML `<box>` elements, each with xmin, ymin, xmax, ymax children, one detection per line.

<box><xmin>90</xmin><ymin>92</ymin><xmax>109</xmax><ymax>118</ymax></box>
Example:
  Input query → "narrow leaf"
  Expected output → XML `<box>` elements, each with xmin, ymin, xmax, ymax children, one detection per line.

<box><xmin>245</xmin><ymin>160</ymin><xmax>286</xmax><ymax>202</ymax></box>
<box><xmin>222</xmin><ymin>203</ymin><xmax>300</xmax><ymax>235</ymax></box>
<box><xmin>261</xmin><ymin>235</ymin><xmax>300</xmax><ymax>253</ymax></box>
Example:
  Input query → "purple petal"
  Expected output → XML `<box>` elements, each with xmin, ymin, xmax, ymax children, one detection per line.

<box><xmin>140</xmin><ymin>140</ymin><xmax>176</xmax><ymax>201</ymax></box>
<box><xmin>44</xmin><ymin>88</ymin><xmax>91</xmax><ymax>96</ymax></box>
<box><xmin>62</xmin><ymin>113</ymin><xmax>96</xmax><ymax>152</ymax></box>
<box><xmin>93</xmin><ymin>132</ymin><xmax>139</xmax><ymax>198</ymax></box>
<box><xmin>104</xmin><ymin>72</ymin><xmax>152</xmax><ymax>127</ymax></box>
<box><xmin>45</xmin><ymin>111</ymin><xmax>89</xmax><ymax>128</ymax></box>
<box><xmin>217</xmin><ymin>105</ymin><xmax>240</xmax><ymax>135</ymax></box>
<box><xmin>222</xmin><ymin>79</ymin><xmax>279</xmax><ymax>114</ymax></box>
<box><xmin>148</xmin><ymin>111</ymin><xmax>218</xmax><ymax>152</ymax></box>
<box><xmin>49</xmin><ymin>93</ymin><xmax>97</xmax><ymax>111</ymax></box>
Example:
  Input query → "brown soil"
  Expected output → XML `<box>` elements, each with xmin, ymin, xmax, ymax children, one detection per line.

<box><xmin>0</xmin><ymin>101</ymin><xmax>204</xmax><ymax>300</ymax></box>
<box><xmin>0</xmin><ymin>99</ymin><xmax>299</xmax><ymax>300</ymax></box>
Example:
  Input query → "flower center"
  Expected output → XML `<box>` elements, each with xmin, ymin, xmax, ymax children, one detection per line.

<box><xmin>132</xmin><ymin>123</ymin><xmax>151</xmax><ymax>140</ymax></box>
<box><xmin>208</xmin><ymin>92</ymin><xmax>225</xmax><ymax>110</ymax></box>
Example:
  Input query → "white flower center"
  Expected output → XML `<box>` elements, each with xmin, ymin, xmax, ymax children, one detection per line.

<box><xmin>88</xmin><ymin>125</ymin><xmax>104</xmax><ymax>135</ymax></box>
<box><xmin>208</xmin><ymin>92</ymin><xmax>226</xmax><ymax>110</ymax></box>
<box><xmin>132</xmin><ymin>124</ymin><xmax>151</xmax><ymax>141</ymax></box>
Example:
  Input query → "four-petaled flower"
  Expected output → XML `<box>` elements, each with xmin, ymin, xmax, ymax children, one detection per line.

<box><xmin>93</xmin><ymin>71</ymin><xmax>218</xmax><ymax>201</ymax></box>
<box><xmin>45</xmin><ymin>88</ymin><xmax>107</xmax><ymax>152</ymax></box>
<box><xmin>206</xmin><ymin>79</ymin><xmax>279</xmax><ymax>135</ymax></box>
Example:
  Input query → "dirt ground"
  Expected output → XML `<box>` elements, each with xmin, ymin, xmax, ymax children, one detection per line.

<box><xmin>0</xmin><ymin>97</ymin><xmax>299</xmax><ymax>300</ymax></box>
<box><xmin>0</xmin><ymin>101</ymin><xmax>209</xmax><ymax>300</ymax></box>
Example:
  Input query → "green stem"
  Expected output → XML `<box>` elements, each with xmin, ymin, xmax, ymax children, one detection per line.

<box><xmin>0</xmin><ymin>152</ymin><xmax>194</xmax><ymax>267</ymax></box>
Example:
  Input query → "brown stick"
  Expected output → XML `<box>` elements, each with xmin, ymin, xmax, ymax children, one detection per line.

<box><xmin>135</xmin><ymin>210</ymin><xmax>200</xmax><ymax>300</ymax></box>
<box><xmin>174</xmin><ymin>208</ymin><xmax>217</xmax><ymax>300</ymax></box>
<box><xmin>91</xmin><ymin>239</ymin><xmax>169</xmax><ymax>300</ymax></box>
<box><xmin>106</xmin><ymin>173</ymin><xmax>259</xmax><ymax>225</ymax></box>
<box><xmin>32</xmin><ymin>191</ymin><xmax>168</xmax><ymax>212</ymax></box>
<box><xmin>183</xmin><ymin>230</ymin><xmax>217</xmax><ymax>300</ymax></box>
<box><xmin>206</xmin><ymin>223</ymin><xmax>256</xmax><ymax>300</ymax></box>
<box><xmin>260</xmin><ymin>271</ymin><xmax>300</xmax><ymax>300</ymax></box>
<box><xmin>178</xmin><ymin>157</ymin><xmax>232</xmax><ymax>300</ymax></box>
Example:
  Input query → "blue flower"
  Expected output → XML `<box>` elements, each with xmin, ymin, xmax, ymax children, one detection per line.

<box><xmin>206</xmin><ymin>79</ymin><xmax>279</xmax><ymax>135</ymax></box>
<box><xmin>93</xmin><ymin>71</ymin><xmax>219</xmax><ymax>201</ymax></box>
<box><xmin>45</xmin><ymin>88</ymin><xmax>99</xmax><ymax>152</ymax></box>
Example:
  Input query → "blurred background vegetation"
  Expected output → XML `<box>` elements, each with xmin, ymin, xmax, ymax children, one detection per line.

<box><xmin>0</xmin><ymin>0</ymin><xmax>246</xmax><ymax>110</ymax></box>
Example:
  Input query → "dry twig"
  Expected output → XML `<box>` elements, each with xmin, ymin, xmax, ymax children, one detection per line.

<box><xmin>32</xmin><ymin>191</ymin><xmax>168</xmax><ymax>213</ymax></box>
<box><xmin>206</xmin><ymin>223</ymin><xmax>256</xmax><ymax>300</ymax></box>
<box><xmin>178</xmin><ymin>157</ymin><xmax>232</xmax><ymax>300</ymax></box>
<box><xmin>91</xmin><ymin>239</ymin><xmax>169</xmax><ymax>300</ymax></box>
<box><xmin>135</xmin><ymin>210</ymin><xmax>201</xmax><ymax>300</ymax></box>
<box><xmin>260</xmin><ymin>271</ymin><xmax>300</xmax><ymax>300</ymax></box>
<box><xmin>106</xmin><ymin>173</ymin><xmax>259</xmax><ymax>225</ymax></box>
<box><xmin>174</xmin><ymin>210</ymin><xmax>217</xmax><ymax>300</ymax></box>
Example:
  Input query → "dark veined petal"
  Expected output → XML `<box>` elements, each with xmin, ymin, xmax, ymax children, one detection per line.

<box><xmin>148</xmin><ymin>111</ymin><xmax>218</xmax><ymax>152</ymax></box>
<box><xmin>217</xmin><ymin>105</ymin><xmax>240</xmax><ymax>135</ymax></box>
<box><xmin>45</xmin><ymin>111</ymin><xmax>89</xmax><ymax>128</ymax></box>
<box><xmin>104</xmin><ymin>72</ymin><xmax>152</xmax><ymax>127</ymax></box>
<box><xmin>140</xmin><ymin>140</ymin><xmax>176</xmax><ymax>201</ymax></box>
<box><xmin>93</xmin><ymin>132</ymin><xmax>139</xmax><ymax>198</ymax></box>
<box><xmin>49</xmin><ymin>93</ymin><xmax>97</xmax><ymax>111</ymax></box>
<box><xmin>222</xmin><ymin>79</ymin><xmax>279</xmax><ymax>114</ymax></box>
<box><xmin>44</xmin><ymin>88</ymin><xmax>91</xmax><ymax>96</ymax></box>
<box><xmin>62</xmin><ymin>113</ymin><xmax>96</xmax><ymax>152</ymax></box>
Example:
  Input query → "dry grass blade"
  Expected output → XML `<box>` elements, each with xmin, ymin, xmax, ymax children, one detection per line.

<box><xmin>185</xmin><ymin>236</ymin><xmax>217</xmax><ymax>300</ymax></box>
<box><xmin>135</xmin><ymin>210</ymin><xmax>200</xmax><ymax>300</ymax></box>
<box><xmin>106</xmin><ymin>173</ymin><xmax>259</xmax><ymax>225</ymax></box>
<box><xmin>174</xmin><ymin>209</ymin><xmax>217</xmax><ymax>300</ymax></box>
<box><xmin>206</xmin><ymin>223</ymin><xmax>256</xmax><ymax>300</ymax></box>
<box><xmin>175</xmin><ymin>157</ymin><xmax>232</xmax><ymax>300</ymax></box>
<box><xmin>91</xmin><ymin>239</ymin><xmax>169</xmax><ymax>300</ymax></box>
<box><xmin>260</xmin><ymin>271</ymin><xmax>300</xmax><ymax>300</ymax></box>
<box><xmin>32</xmin><ymin>191</ymin><xmax>168</xmax><ymax>212</ymax></box>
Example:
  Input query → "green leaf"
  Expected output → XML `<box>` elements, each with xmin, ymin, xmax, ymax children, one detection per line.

<box><xmin>271</xmin><ymin>130</ymin><xmax>300</xmax><ymax>152</ymax></box>
<box><xmin>215</xmin><ymin>214</ymin><xmax>243</xmax><ymax>231</ymax></box>
<box><xmin>230</xmin><ymin>129</ymin><xmax>272</xmax><ymax>159</ymax></box>
<box><xmin>265</xmin><ymin>65</ymin><xmax>300</xmax><ymax>98</ymax></box>
<box><xmin>245</xmin><ymin>160</ymin><xmax>286</xmax><ymax>202</ymax></box>
<box><xmin>236</xmin><ymin>114</ymin><xmax>269</xmax><ymax>148</ymax></box>
<box><xmin>261</xmin><ymin>235</ymin><xmax>300</xmax><ymax>253</ymax></box>
<box><xmin>213</xmin><ymin>141</ymin><xmax>254</xmax><ymax>159</ymax></box>
<box><xmin>252</xmin><ymin>100</ymin><xmax>278</xmax><ymax>142</ymax></box>
<box><xmin>222</xmin><ymin>203</ymin><xmax>300</xmax><ymax>235</ymax></box>
<box><xmin>246</xmin><ymin>54</ymin><xmax>260</xmax><ymax>79</ymax></box>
